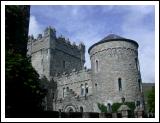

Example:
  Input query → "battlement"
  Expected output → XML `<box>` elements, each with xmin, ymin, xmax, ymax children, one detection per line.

<box><xmin>27</xmin><ymin>26</ymin><xmax>85</xmax><ymax>59</ymax></box>
<box><xmin>56</xmin><ymin>35</ymin><xmax>85</xmax><ymax>51</ymax></box>
<box><xmin>53</xmin><ymin>67</ymin><xmax>91</xmax><ymax>85</ymax></box>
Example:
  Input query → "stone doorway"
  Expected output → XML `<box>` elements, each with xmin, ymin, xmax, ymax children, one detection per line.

<box><xmin>64</xmin><ymin>105</ymin><xmax>76</xmax><ymax>112</ymax></box>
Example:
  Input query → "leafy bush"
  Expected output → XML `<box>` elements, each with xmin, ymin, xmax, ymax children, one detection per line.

<box><xmin>111</xmin><ymin>102</ymin><xmax>135</xmax><ymax>113</ymax></box>
<box><xmin>111</xmin><ymin>103</ymin><xmax>122</xmax><ymax>113</ymax></box>
<box><xmin>147</xmin><ymin>88</ymin><xmax>155</xmax><ymax>113</ymax></box>
<box><xmin>97</xmin><ymin>103</ymin><xmax>107</xmax><ymax>113</ymax></box>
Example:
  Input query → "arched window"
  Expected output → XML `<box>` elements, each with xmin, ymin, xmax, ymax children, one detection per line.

<box><xmin>85</xmin><ymin>83</ymin><xmax>88</xmax><ymax>94</ymax></box>
<box><xmin>66</xmin><ymin>87</ymin><xmax>69</xmax><ymax>96</ymax></box>
<box><xmin>96</xmin><ymin>60</ymin><xmax>98</xmax><ymax>72</ymax></box>
<box><xmin>80</xmin><ymin>106</ymin><xmax>83</xmax><ymax>112</ymax></box>
<box><xmin>118</xmin><ymin>78</ymin><xmax>122</xmax><ymax>91</ymax></box>
<box><xmin>107</xmin><ymin>103</ymin><xmax>112</xmax><ymax>113</ymax></box>
<box><xmin>81</xmin><ymin>84</ymin><xmax>84</xmax><ymax>96</ymax></box>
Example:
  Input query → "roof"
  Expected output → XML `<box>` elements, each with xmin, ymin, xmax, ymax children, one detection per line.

<box><xmin>101</xmin><ymin>34</ymin><xmax>125</xmax><ymax>41</ymax></box>
<box><xmin>88</xmin><ymin>34</ymin><xmax>139</xmax><ymax>53</ymax></box>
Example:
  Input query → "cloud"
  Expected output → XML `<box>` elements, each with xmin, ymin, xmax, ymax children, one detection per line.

<box><xmin>29</xmin><ymin>15</ymin><xmax>43</xmax><ymax>38</ymax></box>
<box><xmin>121</xmin><ymin>5</ymin><xmax>155</xmax><ymax>83</ymax></box>
<box><xmin>29</xmin><ymin>5</ymin><xmax>155</xmax><ymax>83</ymax></box>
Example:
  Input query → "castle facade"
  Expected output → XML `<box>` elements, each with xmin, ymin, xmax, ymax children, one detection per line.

<box><xmin>27</xmin><ymin>26</ymin><xmax>144</xmax><ymax>112</ymax></box>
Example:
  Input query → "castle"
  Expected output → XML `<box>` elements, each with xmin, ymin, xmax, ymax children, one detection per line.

<box><xmin>27</xmin><ymin>26</ymin><xmax>144</xmax><ymax>112</ymax></box>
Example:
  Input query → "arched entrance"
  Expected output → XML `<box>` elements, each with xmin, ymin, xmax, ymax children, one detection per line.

<box><xmin>64</xmin><ymin>105</ymin><xmax>76</xmax><ymax>112</ymax></box>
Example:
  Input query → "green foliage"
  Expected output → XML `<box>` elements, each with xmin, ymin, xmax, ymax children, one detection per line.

<box><xmin>112</xmin><ymin>102</ymin><xmax>135</xmax><ymax>113</ymax></box>
<box><xmin>5</xmin><ymin>5</ymin><xmax>30</xmax><ymax>55</ymax></box>
<box><xmin>5</xmin><ymin>5</ymin><xmax>47</xmax><ymax>117</ymax></box>
<box><xmin>124</xmin><ymin>102</ymin><xmax>135</xmax><ymax>112</ymax></box>
<box><xmin>147</xmin><ymin>88</ymin><xmax>155</xmax><ymax>113</ymax></box>
<box><xmin>111</xmin><ymin>103</ymin><xmax>122</xmax><ymax>113</ymax></box>
<box><xmin>97</xmin><ymin>103</ymin><xmax>107</xmax><ymax>113</ymax></box>
<box><xmin>6</xmin><ymin>50</ymin><xmax>47</xmax><ymax>113</ymax></box>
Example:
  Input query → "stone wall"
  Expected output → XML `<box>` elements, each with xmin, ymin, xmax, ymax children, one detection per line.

<box><xmin>27</xmin><ymin>31</ymin><xmax>145</xmax><ymax>113</ymax></box>
<box><xmin>89</xmin><ymin>40</ymin><xmax>143</xmax><ymax>111</ymax></box>
<box><xmin>27</xmin><ymin>27</ymin><xmax>85</xmax><ymax>80</ymax></box>
<box><xmin>53</xmin><ymin>68</ymin><xmax>93</xmax><ymax>112</ymax></box>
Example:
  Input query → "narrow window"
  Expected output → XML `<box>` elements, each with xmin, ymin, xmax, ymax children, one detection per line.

<box><xmin>135</xmin><ymin>58</ymin><xmax>140</xmax><ymax>71</ymax></box>
<box><xmin>41</xmin><ymin>49</ymin><xmax>42</xmax><ymax>55</ymax></box>
<box><xmin>95</xmin><ymin>83</ymin><xmax>97</xmax><ymax>91</ymax></box>
<box><xmin>96</xmin><ymin>60</ymin><xmax>98</xmax><ymax>72</ymax></box>
<box><xmin>52</xmin><ymin>93</ymin><xmax>54</xmax><ymax>99</ymax></box>
<box><xmin>63</xmin><ymin>60</ymin><xmax>65</xmax><ymax>69</ymax></box>
<box><xmin>85</xmin><ymin>83</ymin><xmax>88</xmax><ymax>94</ymax></box>
<box><xmin>80</xmin><ymin>106</ymin><xmax>83</xmax><ymax>112</ymax></box>
<box><xmin>66</xmin><ymin>87</ymin><xmax>69</xmax><ymax>91</ymax></box>
<box><xmin>41</xmin><ymin>58</ymin><xmax>43</xmax><ymax>65</ymax></box>
<box><xmin>66</xmin><ymin>87</ymin><xmax>69</xmax><ymax>95</ymax></box>
<box><xmin>118</xmin><ymin>78</ymin><xmax>122</xmax><ymax>91</ymax></box>
<box><xmin>81</xmin><ymin>84</ymin><xmax>84</xmax><ymax>96</ymax></box>
<box><xmin>44</xmin><ymin>96</ymin><xmax>47</xmax><ymax>110</ymax></box>
<box><xmin>48</xmin><ymin>49</ymin><xmax>50</xmax><ymax>54</ymax></box>
<box><xmin>138</xmin><ymin>79</ymin><xmax>141</xmax><ymax>92</ymax></box>
<box><xmin>63</xmin><ymin>88</ymin><xmax>65</xmax><ymax>97</ymax></box>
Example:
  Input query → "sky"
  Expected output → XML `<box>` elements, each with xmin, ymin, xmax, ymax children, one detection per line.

<box><xmin>29</xmin><ymin>5</ymin><xmax>155</xmax><ymax>83</ymax></box>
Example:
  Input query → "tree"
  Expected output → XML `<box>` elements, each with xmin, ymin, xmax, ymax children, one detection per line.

<box><xmin>6</xmin><ymin>51</ymin><xmax>47</xmax><ymax>116</ymax></box>
<box><xmin>5</xmin><ymin>5</ymin><xmax>30</xmax><ymax>56</ymax></box>
<box><xmin>147</xmin><ymin>88</ymin><xmax>155</xmax><ymax>113</ymax></box>
<box><xmin>5</xmin><ymin>5</ymin><xmax>47</xmax><ymax>117</ymax></box>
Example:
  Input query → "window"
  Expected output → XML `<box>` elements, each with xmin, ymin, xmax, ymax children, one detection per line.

<box><xmin>95</xmin><ymin>83</ymin><xmax>97</xmax><ymax>87</ymax></box>
<box><xmin>63</xmin><ymin>88</ymin><xmax>65</xmax><ymax>97</ymax></box>
<box><xmin>48</xmin><ymin>49</ymin><xmax>50</xmax><ymax>54</ymax></box>
<box><xmin>95</xmin><ymin>83</ymin><xmax>97</xmax><ymax>91</ymax></box>
<box><xmin>41</xmin><ymin>59</ymin><xmax>43</xmax><ymax>65</ymax></box>
<box><xmin>41</xmin><ymin>49</ymin><xmax>42</xmax><ymax>55</ymax></box>
<box><xmin>136</xmin><ymin>101</ymin><xmax>140</xmax><ymax>107</ymax></box>
<box><xmin>66</xmin><ymin>87</ymin><xmax>69</xmax><ymax>95</ymax></box>
<box><xmin>85</xmin><ymin>83</ymin><xmax>88</xmax><ymax>94</ymax></box>
<box><xmin>135</xmin><ymin>58</ymin><xmax>140</xmax><ymax>71</ymax></box>
<box><xmin>80</xmin><ymin>106</ymin><xmax>83</xmax><ymax>112</ymax></box>
<box><xmin>81</xmin><ymin>84</ymin><xmax>84</xmax><ymax>96</ymax></box>
<box><xmin>66</xmin><ymin>87</ymin><xmax>69</xmax><ymax>91</ymax></box>
<box><xmin>52</xmin><ymin>93</ymin><xmax>54</xmax><ymax>99</ymax></box>
<box><xmin>50</xmin><ymin>89</ymin><xmax>54</xmax><ymax>99</ymax></box>
<box><xmin>107</xmin><ymin>103</ymin><xmax>112</xmax><ymax>113</ymax></box>
<box><xmin>118</xmin><ymin>78</ymin><xmax>122</xmax><ymax>91</ymax></box>
<box><xmin>96</xmin><ymin>60</ymin><xmax>99</xmax><ymax>72</ymax></box>
<box><xmin>63</xmin><ymin>60</ymin><xmax>65</xmax><ymax>69</ymax></box>
<box><xmin>138</xmin><ymin>79</ymin><xmax>141</xmax><ymax>92</ymax></box>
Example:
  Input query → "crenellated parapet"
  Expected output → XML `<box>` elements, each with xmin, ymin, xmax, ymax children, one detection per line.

<box><xmin>56</xmin><ymin>35</ymin><xmax>85</xmax><ymax>54</ymax></box>
<box><xmin>27</xmin><ymin>26</ymin><xmax>85</xmax><ymax>61</ymax></box>
<box><xmin>54</xmin><ymin>67</ymin><xmax>91</xmax><ymax>86</ymax></box>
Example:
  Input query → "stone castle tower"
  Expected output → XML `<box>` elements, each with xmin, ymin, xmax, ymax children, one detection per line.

<box><xmin>27</xmin><ymin>26</ymin><xmax>85</xmax><ymax>81</ymax></box>
<box><xmin>27</xmin><ymin>27</ymin><xmax>144</xmax><ymax>112</ymax></box>
<box><xmin>88</xmin><ymin>34</ymin><xmax>143</xmax><ymax>107</ymax></box>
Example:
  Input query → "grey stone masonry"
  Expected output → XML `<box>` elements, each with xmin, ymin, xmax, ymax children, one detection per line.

<box><xmin>27</xmin><ymin>26</ymin><xmax>85</xmax><ymax>80</ymax></box>
<box><xmin>88</xmin><ymin>34</ymin><xmax>144</xmax><ymax>112</ymax></box>
<box><xmin>28</xmin><ymin>29</ymin><xmax>144</xmax><ymax>113</ymax></box>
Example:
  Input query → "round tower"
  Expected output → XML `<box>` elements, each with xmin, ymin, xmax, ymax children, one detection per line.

<box><xmin>88</xmin><ymin>34</ymin><xmax>143</xmax><ymax>110</ymax></box>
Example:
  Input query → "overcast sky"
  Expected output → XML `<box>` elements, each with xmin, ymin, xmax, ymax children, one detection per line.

<box><xmin>29</xmin><ymin>5</ymin><xmax>155</xmax><ymax>83</ymax></box>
